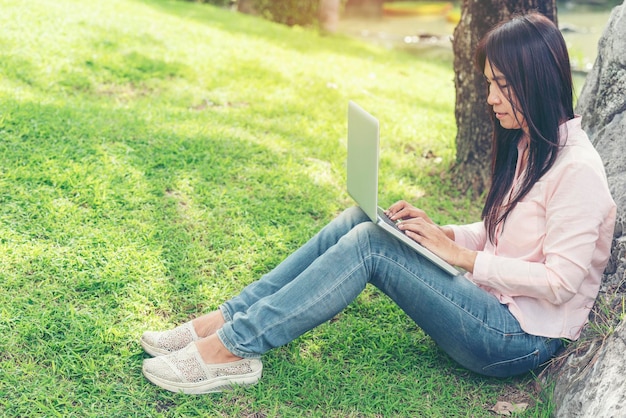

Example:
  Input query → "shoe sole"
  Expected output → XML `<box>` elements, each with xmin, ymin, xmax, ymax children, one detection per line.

<box><xmin>142</xmin><ymin>364</ymin><xmax>263</xmax><ymax>394</ymax></box>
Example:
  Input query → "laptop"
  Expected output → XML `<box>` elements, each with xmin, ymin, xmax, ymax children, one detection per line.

<box><xmin>347</xmin><ymin>101</ymin><xmax>459</xmax><ymax>276</ymax></box>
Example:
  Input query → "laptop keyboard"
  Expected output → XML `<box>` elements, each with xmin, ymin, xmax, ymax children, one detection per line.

<box><xmin>377</xmin><ymin>208</ymin><xmax>404</xmax><ymax>234</ymax></box>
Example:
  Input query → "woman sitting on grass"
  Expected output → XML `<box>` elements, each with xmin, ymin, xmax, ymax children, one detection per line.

<box><xmin>141</xmin><ymin>12</ymin><xmax>616</xmax><ymax>394</ymax></box>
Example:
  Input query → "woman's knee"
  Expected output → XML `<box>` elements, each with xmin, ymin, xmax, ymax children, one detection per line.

<box><xmin>345</xmin><ymin>221</ymin><xmax>385</xmax><ymax>248</ymax></box>
<box><xmin>341</xmin><ymin>206</ymin><xmax>369</xmax><ymax>223</ymax></box>
<box><xmin>331</xmin><ymin>206</ymin><xmax>371</xmax><ymax>233</ymax></box>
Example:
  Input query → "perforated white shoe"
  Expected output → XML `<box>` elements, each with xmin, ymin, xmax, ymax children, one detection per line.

<box><xmin>140</xmin><ymin>321</ymin><xmax>200</xmax><ymax>357</ymax></box>
<box><xmin>142</xmin><ymin>343</ymin><xmax>263</xmax><ymax>394</ymax></box>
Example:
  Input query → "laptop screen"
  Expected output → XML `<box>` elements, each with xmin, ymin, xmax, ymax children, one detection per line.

<box><xmin>347</xmin><ymin>101</ymin><xmax>380</xmax><ymax>222</ymax></box>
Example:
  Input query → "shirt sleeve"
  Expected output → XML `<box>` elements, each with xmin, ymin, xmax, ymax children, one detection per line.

<box><xmin>449</xmin><ymin>221</ymin><xmax>486</xmax><ymax>251</ymax></box>
<box><xmin>470</xmin><ymin>160</ymin><xmax>615</xmax><ymax>305</ymax></box>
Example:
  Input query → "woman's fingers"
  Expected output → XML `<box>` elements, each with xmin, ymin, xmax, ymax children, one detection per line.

<box><xmin>385</xmin><ymin>200</ymin><xmax>411</xmax><ymax>218</ymax></box>
<box><xmin>385</xmin><ymin>200</ymin><xmax>427</xmax><ymax>221</ymax></box>
<box><xmin>399</xmin><ymin>219</ymin><xmax>453</xmax><ymax>257</ymax></box>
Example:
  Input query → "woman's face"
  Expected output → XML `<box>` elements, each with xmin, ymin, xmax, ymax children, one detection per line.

<box><xmin>484</xmin><ymin>59</ymin><xmax>528</xmax><ymax>133</ymax></box>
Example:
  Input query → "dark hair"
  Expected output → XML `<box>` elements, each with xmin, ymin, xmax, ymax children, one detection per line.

<box><xmin>475</xmin><ymin>12</ymin><xmax>575</xmax><ymax>242</ymax></box>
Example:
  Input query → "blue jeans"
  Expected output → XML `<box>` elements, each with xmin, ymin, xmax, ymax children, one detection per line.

<box><xmin>217</xmin><ymin>207</ymin><xmax>563</xmax><ymax>378</ymax></box>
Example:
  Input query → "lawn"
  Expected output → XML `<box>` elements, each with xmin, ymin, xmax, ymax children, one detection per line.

<box><xmin>0</xmin><ymin>0</ymin><xmax>552</xmax><ymax>416</ymax></box>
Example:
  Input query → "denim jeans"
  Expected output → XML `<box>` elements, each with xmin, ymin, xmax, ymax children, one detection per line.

<box><xmin>217</xmin><ymin>207</ymin><xmax>563</xmax><ymax>378</ymax></box>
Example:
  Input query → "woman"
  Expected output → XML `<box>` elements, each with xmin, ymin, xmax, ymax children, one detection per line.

<box><xmin>141</xmin><ymin>13</ymin><xmax>616</xmax><ymax>394</ymax></box>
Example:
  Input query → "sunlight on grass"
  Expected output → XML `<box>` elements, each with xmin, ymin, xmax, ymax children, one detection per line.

<box><xmin>0</xmin><ymin>0</ymin><xmax>549</xmax><ymax>416</ymax></box>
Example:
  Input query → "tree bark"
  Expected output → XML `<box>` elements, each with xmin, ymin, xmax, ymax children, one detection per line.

<box><xmin>344</xmin><ymin>0</ymin><xmax>383</xmax><ymax>18</ymax></box>
<box><xmin>319</xmin><ymin>0</ymin><xmax>340</xmax><ymax>33</ymax></box>
<box><xmin>237</xmin><ymin>0</ymin><xmax>257</xmax><ymax>15</ymax></box>
<box><xmin>451</xmin><ymin>0</ymin><xmax>557</xmax><ymax>196</ymax></box>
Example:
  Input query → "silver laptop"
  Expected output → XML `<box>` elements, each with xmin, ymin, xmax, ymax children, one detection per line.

<box><xmin>347</xmin><ymin>101</ymin><xmax>459</xmax><ymax>276</ymax></box>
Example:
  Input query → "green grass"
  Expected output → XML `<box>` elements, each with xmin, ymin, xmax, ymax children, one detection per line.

<box><xmin>0</xmin><ymin>0</ymin><xmax>551</xmax><ymax>416</ymax></box>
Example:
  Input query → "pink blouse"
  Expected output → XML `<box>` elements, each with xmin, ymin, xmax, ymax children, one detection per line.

<box><xmin>450</xmin><ymin>117</ymin><xmax>616</xmax><ymax>340</ymax></box>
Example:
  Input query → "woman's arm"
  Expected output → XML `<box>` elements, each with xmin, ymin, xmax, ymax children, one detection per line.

<box><xmin>386</xmin><ymin>200</ymin><xmax>482</xmax><ymax>272</ymax></box>
<box><xmin>469</xmin><ymin>160</ymin><xmax>615</xmax><ymax>304</ymax></box>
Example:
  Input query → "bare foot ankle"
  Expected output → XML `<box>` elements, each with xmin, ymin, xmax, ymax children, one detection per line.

<box><xmin>196</xmin><ymin>334</ymin><xmax>242</xmax><ymax>364</ymax></box>
<box><xmin>191</xmin><ymin>310</ymin><xmax>226</xmax><ymax>338</ymax></box>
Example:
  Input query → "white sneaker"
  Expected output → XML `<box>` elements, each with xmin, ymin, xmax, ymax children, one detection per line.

<box><xmin>140</xmin><ymin>321</ymin><xmax>200</xmax><ymax>357</ymax></box>
<box><xmin>142</xmin><ymin>343</ymin><xmax>263</xmax><ymax>394</ymax></box>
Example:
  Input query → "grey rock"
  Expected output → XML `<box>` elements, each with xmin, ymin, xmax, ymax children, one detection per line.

<box><xmin>552</xmin><ymin>2</ymin><xmax>626</xmax><ymax>417</ymax></box>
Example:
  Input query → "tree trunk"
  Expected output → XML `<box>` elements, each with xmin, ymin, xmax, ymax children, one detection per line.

<box><xmin>319</xmin><ymin>0</ymin><xmax>340</xmax><ymax>34</ymax></box>
<box><xmin>237</xmin><ymin>0</ymin><xmax>257</xmax><ymax>15</ymax></box>
<box><xmin>344</xmin><ymin>0</ymin><xmax>383</xmax><ymax>18</ymax></box>
<box><xmin>451</xmin><ymin>0</ymin><xmax>557</xmax><ymax>196</ymax></box>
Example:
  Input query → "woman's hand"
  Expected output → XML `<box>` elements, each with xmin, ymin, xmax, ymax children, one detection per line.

<box><xmin>386</xmin><ymin>201</ymin><xmax>476</xmax><ymax>272</ymax></box>
<box><xmin>385</xmin><ymin>200</ymin><xmax>434</xmax><ymax>224</ymax></box>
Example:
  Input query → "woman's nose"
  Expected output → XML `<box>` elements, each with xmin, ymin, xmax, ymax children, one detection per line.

<box><xmin>487</xmin><ymin>87</ymin><xmax>500</xmax><ymax>105</ymax></box>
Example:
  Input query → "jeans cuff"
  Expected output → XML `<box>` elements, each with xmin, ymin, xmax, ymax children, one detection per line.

<box><xmin>216</xmin><ymin>327</ymin><xmax>261</xmax><ymax>359</ymax></box>
<box><xmin>219</xmin><ymin>304</ymin><xmax>233</xmax><ymax>322</ymax></box>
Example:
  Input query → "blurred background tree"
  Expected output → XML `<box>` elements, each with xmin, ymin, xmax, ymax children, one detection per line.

<box><xmin>241</xmin><ymin>0</ymin><xmax>319</xmax><ymax>26</ymax></box>
<box><xmin>193</xmin><ymin>0</ymin><xmax>344</xmax><ymax>31</ymax></box>
<box><xmin>189</xmin><ymin>0</ymin><xmax>323</xmax><ymax>26</ymax></box>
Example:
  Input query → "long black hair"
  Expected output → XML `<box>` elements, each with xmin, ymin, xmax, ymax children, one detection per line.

<box><xmin>476</xmin><ymin>13</ymin><xmax>575</xmax><ymax>242</ymax></box>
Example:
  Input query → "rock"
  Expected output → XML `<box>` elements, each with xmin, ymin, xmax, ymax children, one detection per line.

<box><xmin>576</xmin><ymin>0</ymin><xmax>626</xmax><ymax>293</ymax></box>
<box><xmin>551</xmin><ymin>2</ymin><xmax>626</xmax><ymax>417</ymax></box>
<box><xmin>554</xmin><ymin>322</ymin><xmax>626</xmax><ymax>418</ymax></box>
<box><xmin>552</xmin><ymin>323</ymin><xmax>626</xmax><ymax>417</ymax></box>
